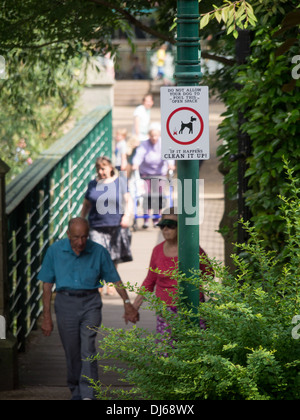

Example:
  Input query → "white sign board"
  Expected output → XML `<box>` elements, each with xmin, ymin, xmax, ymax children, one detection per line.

<box><xmin>161</xmin><ymin>86</ymin><xmax>209</xmax><ymax>160</ymax></box>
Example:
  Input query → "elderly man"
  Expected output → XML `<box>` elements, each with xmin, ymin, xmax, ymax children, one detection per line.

<box><xmin>38</xmin><ymin>217</ymin><xmax>138</xmax><ymax>400</ymax></box>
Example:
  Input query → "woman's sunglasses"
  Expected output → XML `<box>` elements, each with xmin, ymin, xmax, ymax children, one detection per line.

<box><xmin>157</xmin><ymin>219</ymin><xmax>178</xmax><ymax>230</ymax></box>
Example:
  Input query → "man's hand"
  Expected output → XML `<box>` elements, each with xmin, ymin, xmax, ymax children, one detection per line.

<box><xmin>41</xmin><ymin>315</ymin><xmax>53</xmax><ymax>337</ymax></box>
<box><xmin>41</xmin><ymin>283</ymin><xmax>54</xmax><ymax>336</ymax></box>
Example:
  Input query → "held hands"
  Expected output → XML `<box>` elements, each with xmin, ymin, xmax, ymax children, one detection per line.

<box><xmin>123</xmin><ymin>297</ymin><xmax>143</xmax><ymax>325</ymax></box>
<box><xmin>113</xmin><ymin>280</ymin><xmax>138</xmax><ymax>324</ymax></box>
<box><xmin>123</xmin><ymin>302</ymin><xmax>140</xmax><ymax>324</ymax></box>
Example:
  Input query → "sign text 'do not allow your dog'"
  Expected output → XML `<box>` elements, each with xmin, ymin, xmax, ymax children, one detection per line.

<box><xmin>161</xmin><ymin>86</ymin><xmax>209</xmax><ymax>160</ymax></box>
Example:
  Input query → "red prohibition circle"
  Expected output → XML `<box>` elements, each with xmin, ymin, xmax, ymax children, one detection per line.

<box><xmin>166</xmin><ymin>107</ymin><xmax>204</xmax><ymax>145</ymax></box>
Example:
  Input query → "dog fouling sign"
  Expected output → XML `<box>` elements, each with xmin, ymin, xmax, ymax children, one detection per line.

<box><xmin>160</xmin><ymin>86</ymin><xmax>209</xmax><ymax>160</ymax></box>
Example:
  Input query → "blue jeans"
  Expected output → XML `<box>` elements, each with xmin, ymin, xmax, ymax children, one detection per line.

<box><xmin>55</xmin><ymin>291</ymin><xmax>102</xmax><ymax>399</ymax></box>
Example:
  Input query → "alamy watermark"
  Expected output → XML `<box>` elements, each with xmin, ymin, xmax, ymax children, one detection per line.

<box><xmin>0</xmin><ymin>315</ymin><xmax>6</xmax><ymax>339</ymax></box>
<box><xmin>97</xmin><ymin>172</ymin><xmax>204</xmax><ymax>226</ymax></box>
<box><xmin>292</xmin><ymin>55</ymin><xmax>300</xmax><ymax>80</ymax></box>
<box><xmin>0</xmin><ymin>56</ymin><xmax>5</xmax><ymax>79</ymax></box>
<box><xmin>292</xmin><ymin>315</ymin><xmax>300</xmax><ymax>340</ymax></box>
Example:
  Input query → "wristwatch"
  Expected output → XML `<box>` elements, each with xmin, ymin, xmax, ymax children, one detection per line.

<box><xmin>124</xmin><ymin>299</ymin><xmax>131</xmax><ymax>304</ymax></box>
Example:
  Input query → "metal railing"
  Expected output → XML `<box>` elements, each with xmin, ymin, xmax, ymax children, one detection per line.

<box><xmin>5</xmin><ymin>106</ymin><xmax>112</xmax><ymax>351</ymax></box>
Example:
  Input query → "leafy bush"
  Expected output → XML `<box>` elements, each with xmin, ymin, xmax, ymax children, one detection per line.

<box><xmin>91</xmin><ymin>165</ymin><xmax>300</xmax><ymax>400</ymax></box>
<box><xmin>0</xmin><ymin>52</ymin><xmax>83</xmax><ymax>182</ymax></box>
<box><xmin>217</xmin><ymin>12</ymin><xmax>300</xmax><ymax>253</ymax></box>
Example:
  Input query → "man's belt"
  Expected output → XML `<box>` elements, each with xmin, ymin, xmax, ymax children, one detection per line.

<box><xmin>57</xmin><ymin>289</ymin><xmax>99</xmax><ymax>298</ymax></box>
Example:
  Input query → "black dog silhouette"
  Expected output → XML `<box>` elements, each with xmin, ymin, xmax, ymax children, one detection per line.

<box><xmin>179</xmin><ymin>116</ymin><xmax>197</xmax><ymax>134</ymax></box>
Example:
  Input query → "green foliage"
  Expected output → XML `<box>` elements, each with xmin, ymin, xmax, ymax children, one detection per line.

<box><xmin>91</xmin><ymin>166</ymin><xmax>300</xmax><ymax>400</ymax></box>
<box><xmin>0</xmin><ymin>51</ymin><xmax>84</xmax><ymax>181</ymax></box>
<box><xmin>216</xmin><ymin>1</ymin><xmax>300</xmax><ymax>252</ymax></box>
<box><xmin>0</xmin><ymin>0</ymin><xmax>259</xmax><ymax>69</ymax></box>
<box><xmin>0</xmin><ymin>0</ymin><xmax>172</xmax><ymax>60</ymax></box>
<box><xmin>0</xmin><ymin>0</ymin><xmax>239</xmax><ymax>183</ymax></box>
<box><xmin>200</xmin><ymin>1</ymin><xmax>257</xmax><ymax>38</ymax></box>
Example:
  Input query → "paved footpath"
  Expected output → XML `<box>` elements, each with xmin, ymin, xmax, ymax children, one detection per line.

<box><xmin>0</xmin><ymin>100</ymin><xmax>226</xmax><ymax>400</ymax></box>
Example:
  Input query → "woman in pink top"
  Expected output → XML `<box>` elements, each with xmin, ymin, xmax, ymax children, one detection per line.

<box><xmin>133</xmin><ymin>208</ymin><xmax>213</xmax><ymax>335</ymax></box>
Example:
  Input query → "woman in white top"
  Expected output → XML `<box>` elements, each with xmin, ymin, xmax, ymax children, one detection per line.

<box><xmin>133</xmin><ymin>94</ymin><xmax>154</xmax><ymax>141</ymax></box>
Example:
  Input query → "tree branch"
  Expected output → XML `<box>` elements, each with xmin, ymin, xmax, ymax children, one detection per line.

<box><xmin>201</xmin><ymin>52</ymin><xmax>236</xmax><ymax>66</ymax></box>
<box><xmin>2</xmin><ymin>0</ymin><xmax>236</xmax><ymax>67</ymax></box>
<box><xmin>87</xmin><ymin>0</ymin><xmax>173</xmax><ymax>44</ymax></box>
<box><xmin>87</xmin><ymin>0</ymin><xmax>236</xmax><ymax>66</ymax></box>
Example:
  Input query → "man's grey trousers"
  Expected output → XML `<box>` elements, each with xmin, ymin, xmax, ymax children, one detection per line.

<box><xmin>54</xmin><ymin>290</ymin><xmax>102</xmax><ymax>400</ymax></box>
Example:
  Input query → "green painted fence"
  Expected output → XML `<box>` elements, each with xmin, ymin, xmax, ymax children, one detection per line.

<box><xmin>5</xmin><ymin>106</ymin><xmax>112</xmax><ymax>351</ymax></box>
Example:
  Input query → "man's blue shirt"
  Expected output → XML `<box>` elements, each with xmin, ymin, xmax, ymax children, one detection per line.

<box><xmin>38</xmin><ymin>238</ymin><xmax>121</xmax><ymax>291</ymax></box>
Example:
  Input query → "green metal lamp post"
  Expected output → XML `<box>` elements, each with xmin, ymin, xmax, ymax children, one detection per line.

<box><xmin>175</xmin><ymin>0</ymin><xmax>202</xmax><ymax>313</ymax></box>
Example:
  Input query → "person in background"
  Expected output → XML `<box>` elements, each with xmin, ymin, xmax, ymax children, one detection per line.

<box><xmin>155</xmin><ymin>44</ymin><xmax>167</xmax><ymax>80</ymax></box>
<box><xmin>15</xmin><ymin>138</ymin><xmax>33</xmax><ymax>165</ymax></box>
<box><xmin>80</xmin><ymin>156</ymin><xmax>133</xmax><ymax>295</ymax></box>
<box><xmin>39</xmin><ymin>217</ymin><xmax>138</xmax><ymax>400</ymax></box>
<box><xmin>133</xmin><ymin>94</ymin><xmax>154</xmax><ymax>142</ymax></box>
<box><xmin>132</xmin><ymin>209</ymin><xmax>213</xmax><ymax>336</ymax></box>
<box><xmin>131</xmin><ymin>56</ymin><xmax>145</xmax><ymax>80</ymax></box>
<box><xmin>114</xmin><ymin>128</ymin><xmax>128</xmax><ymax>172</ymax></box>
<box><xmin>132</xmin><ymin>124</ymin><xmax>175</xmax><ymax>228</ymax></box>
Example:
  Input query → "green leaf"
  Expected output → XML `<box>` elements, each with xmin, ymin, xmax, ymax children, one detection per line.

<box><xmin>215</xmin><ymin>9</ymin><xmax>222</xmax><ymax>24</ymax></box>
<box><xmin>200</xmin><ymin>13</ymin><xmax>210</xmax><ymax>30</ymax></box>
<box><xmin>233</xmin><ymin>30</ymin><xmax>239</xmax><ymax>39</ymax></box>
<box><xmin>222</xmin><ymin>6</ymin><xmax>229</xmax><ymax>23</ymax></box>
<box><xmin>227</xmin><ymin>24</ymin><xmax>235</xmax><ymax>35</ymax></box>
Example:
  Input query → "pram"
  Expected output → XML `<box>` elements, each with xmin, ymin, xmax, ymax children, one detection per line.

<box><xmin>129</xmin><ymin>170</ymin><xmax>174</xmax><ymax>230</ymax></box>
